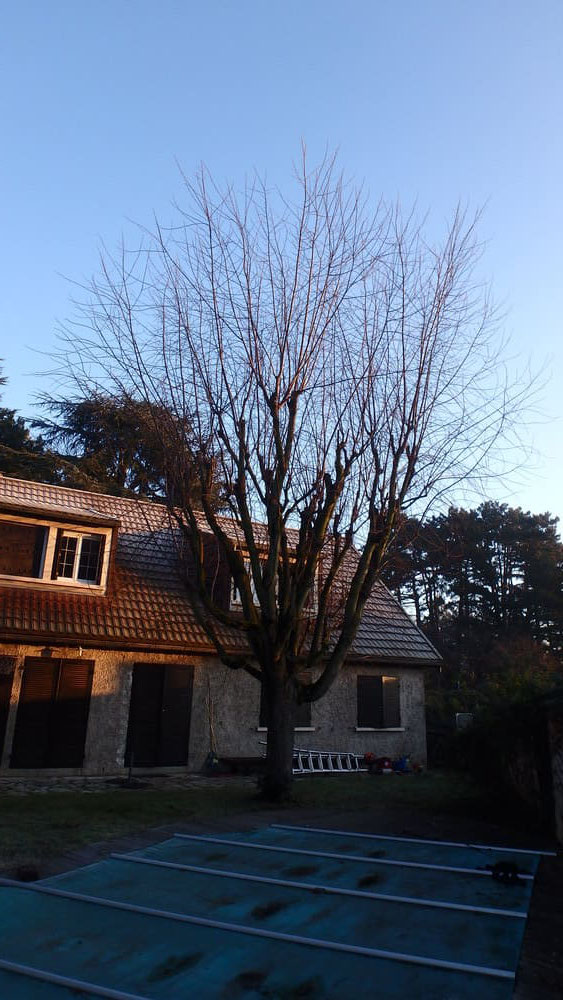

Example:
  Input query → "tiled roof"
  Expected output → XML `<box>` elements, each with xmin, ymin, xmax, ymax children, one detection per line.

<box><xmin>0</xmin><ymin>476</ymin><xmax>440</xmax><ymax>664</ymax></box>
<box><xmin>0</xmin><ymin>493</ymin><xmax>120</xmax><ymax>527</ymax></box>
<box><xmin>354</xmin><ymin>585</ymin><xmax>439</xmax><ymax>662</ymax></box>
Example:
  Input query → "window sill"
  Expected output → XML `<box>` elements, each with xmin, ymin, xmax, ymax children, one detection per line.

<box><xmin>0</xmin><ymin>575</ymin><xmax>107</xmax><ymax>596</ymax></box>
<box><xmin>256</xmin><ymin>727</ymin><xmax>316</xmax><ymax>733</ymax></box>
<box><xmin>355</xmin><ymin>727</ymin><xmax>405</xmax><ymax>732</ymax></box>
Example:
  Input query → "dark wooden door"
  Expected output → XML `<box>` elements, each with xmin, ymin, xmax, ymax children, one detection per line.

<box><xmin>125</xmin><ymin>663</ymin><xmax>163</xmax><ymax>767</ymax></box>
<box><xmin>126</xmin><ymin>663</ymin><xmax>193</xmax><ymax>767</ymax></box>
<box><xmin>10</xmin><ymin>658</ymin><xmax>94</xmax><ymax>768</ymax></box>
<box><xmin>159</xmin><ymin>665</ymin><xmax>194</xmax><ymax>765</ymax></box>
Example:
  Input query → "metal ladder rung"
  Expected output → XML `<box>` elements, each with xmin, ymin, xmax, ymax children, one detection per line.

<box><xmin>292</xmin><ymin>747</ymin><xmax>367</xmax><ymax>775</ymax></box>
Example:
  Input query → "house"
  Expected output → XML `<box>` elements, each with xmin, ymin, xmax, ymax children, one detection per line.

<box><xmin>0</xmin><ymin>475</ymin><xmax>440</xmax><ymax>775</ymax></box>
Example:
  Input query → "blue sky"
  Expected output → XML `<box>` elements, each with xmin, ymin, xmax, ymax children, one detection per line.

<box><xmin>1</xmin><ymin>1</ymin><xmax>561</xmax><ymax>522</ymax></box>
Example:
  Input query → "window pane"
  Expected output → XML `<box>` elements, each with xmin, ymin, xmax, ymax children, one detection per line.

<box><xmin>294</xmin><ymin>699</ymin><xmax>312</xmax><ymax>728</ymax></box>
<box><xmin>357</xmin><ymin>675</ymin><xmax>384</xmax><ymax>727</ymax></box>
<box><xmin>357</xmin><ymin>675</ymin><xmax>400</xmax><ymax>728</ymax></box>
<box><xmin>231</xmin><ymin>558</ymin><xmax>261</xmax><ymax>607</ymax></box>
<box><xmin>258</xmin><ymin>685</ymin><xmax>312</xmax><ymax>729</ymax></box>
<box><xmin>57</xmin><ymin>536</ymin><xmax>78</xmax><ymax>578</ymax></box>
<box><xmin>77</xmin><ymin>536</ymin><xmax>103</xmax><ymax>582</ymax></box>
<box><xmin>0</xmin><ymin>523</ymin><xmax>46</xmax><ymax>578</ymax></box>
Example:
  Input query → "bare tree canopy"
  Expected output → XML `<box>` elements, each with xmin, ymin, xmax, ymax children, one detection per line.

<box><xmin>55</xmin><ymin>152</ymin><xmax>531</xmax><ymax>797</ymax></box>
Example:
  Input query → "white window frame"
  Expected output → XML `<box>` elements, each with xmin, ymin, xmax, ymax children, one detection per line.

<box><xmin>230</xmin><ymin>557</ymin><xmax>258</xmax><ymax>607</ymax></box>
<box><xmin>54</xmin><ymin>531</ymin><xmax>104</xmax><ymax>584</ymax></box>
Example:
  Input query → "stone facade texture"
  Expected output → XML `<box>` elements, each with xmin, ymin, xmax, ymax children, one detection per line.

<box><xmin>0</xmin><ymin>642</ymin><xmax>427</xmax><ymax>775</ymax></box>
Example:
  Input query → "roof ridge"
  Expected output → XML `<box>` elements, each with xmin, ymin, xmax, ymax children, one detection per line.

<box><xmin>0</xmin><ymin>474</ymin><xmax>170</xmax><ymax>512</ymax></box>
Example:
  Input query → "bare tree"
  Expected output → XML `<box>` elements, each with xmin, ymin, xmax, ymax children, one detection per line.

<box><xmin>56</xmin><ymin>152</ymin><xmax>530</xmax><ymax>798</ymax></box>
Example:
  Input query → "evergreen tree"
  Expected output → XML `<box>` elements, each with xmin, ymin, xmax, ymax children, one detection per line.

<box><xmin>385</xmin><ymin>502</ymin><xmax>563</xmax><ymax>680</ymax></box>
<box><xmin>35</xmin><ymin>393</ymin><xmax>218</xmax><ymax>503</ymax></box>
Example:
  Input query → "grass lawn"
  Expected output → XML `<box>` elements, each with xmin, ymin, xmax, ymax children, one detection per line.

<box><xmin>0</xmin><ymin>770</ymin><xmax>541</xmax><ymax>876</ymax></box>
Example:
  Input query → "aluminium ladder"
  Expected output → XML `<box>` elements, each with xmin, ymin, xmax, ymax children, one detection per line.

<box><xmin>259</xmin><ymin>740</ymin><xmax>367</xmax><ymax>774</ymax></box>
<box><xmin>292</xmin><ymin>746</ymin><xmax>367</xmax><ymax>774</ymax></box>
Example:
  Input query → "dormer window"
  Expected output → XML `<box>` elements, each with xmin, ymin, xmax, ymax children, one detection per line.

<box><xmin>0</xmin><ymin>511</ymin><xmax>114</xmax><ymax>593</ymax></box>
<box><xmin>54</xmin><ymin>532</ymin><xmax>105</xmax><ymax>584</ymax></box>
<box><xmin>230</xmin><ymin>554</ymin><xmax>318</xmax><ymax>613</ymax></box>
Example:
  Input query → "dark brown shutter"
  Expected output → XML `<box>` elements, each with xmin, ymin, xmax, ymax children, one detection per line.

<box><xmin>51</xmin><ymin>528</ymin><xmax>63</xmax><ymax>579</ymax></box>
<box><xmin>0</xmin><ymin>656</ymin><xmax>15</xmax><ymax>757</ymax></box>
<box><xmin>357</xmin><ymin>675</ymin><xmax>384</xmax><ymax>728</ymax></box>
<box><xmin>48</xmin><ymin>660</ymin><xmax>94</xmax><ymax>766</ymax></box>
<box><xmin>126</xmin><ymin>664</ymin><xmax>164</xmax><ymax>767</ymax></box>
<box><xmin>159</xmin><ymin>665</ymin><xmax>193</xmax><ymax>765</ymax></box>
<box><xmin>382</xmin><ymin>676</ymin><xmax>401</xmax><ymax>727</ymax></box>
<box><xmin>11</xmin><ymin>658</ymin><xmax>93</xmax><ymax>768</ymax></box>
<box><xmin>11</xmin><ymin>659</ymin><xmax>59</xmax><ymax>767</ymax></box>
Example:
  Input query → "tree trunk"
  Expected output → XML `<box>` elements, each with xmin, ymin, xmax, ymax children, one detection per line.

<box><xmin>260</xmin><ymin>675</ymin><xmax>296</xmax><ymax>801</ymax></box>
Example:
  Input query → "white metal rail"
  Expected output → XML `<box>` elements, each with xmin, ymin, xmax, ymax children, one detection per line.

<box><xmin>0</xmin><ymin>880</ymin><xmax>516</xmax><ymax>982</ymax></box>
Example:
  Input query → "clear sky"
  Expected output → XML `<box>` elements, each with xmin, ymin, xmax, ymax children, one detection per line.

<box><xmin>1</xmin><ymin>1</ymin><xmax>561</xmax><ymax>523</ymax></box>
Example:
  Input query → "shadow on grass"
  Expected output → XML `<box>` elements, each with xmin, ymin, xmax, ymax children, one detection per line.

<box><xmin>0</xmin><ymin>770</ymin><xmax>547</xmax><ymax>875</ymax></box>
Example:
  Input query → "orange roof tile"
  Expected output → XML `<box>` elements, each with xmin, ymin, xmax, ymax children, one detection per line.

<box><xmin>0</xmin><ymin>476</ymin><xmax>440</xmax><ymax>663</ymax></box>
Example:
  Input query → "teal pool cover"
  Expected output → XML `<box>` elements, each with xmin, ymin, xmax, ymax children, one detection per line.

<box><xmin>0</xmin><ymin>823</ymin><xmax>553</xmax><ymax>998</ymax></box>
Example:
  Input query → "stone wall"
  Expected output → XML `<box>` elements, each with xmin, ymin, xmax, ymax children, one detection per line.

<box><xmin>195</xmin><ymin>662</ymin><xmax>427</xmax><ymax>766</ymax></box>
<box><xmin>0</xmin><ymin>642</ymin><xmax>427</xmax><ymax>774</ymax></box>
